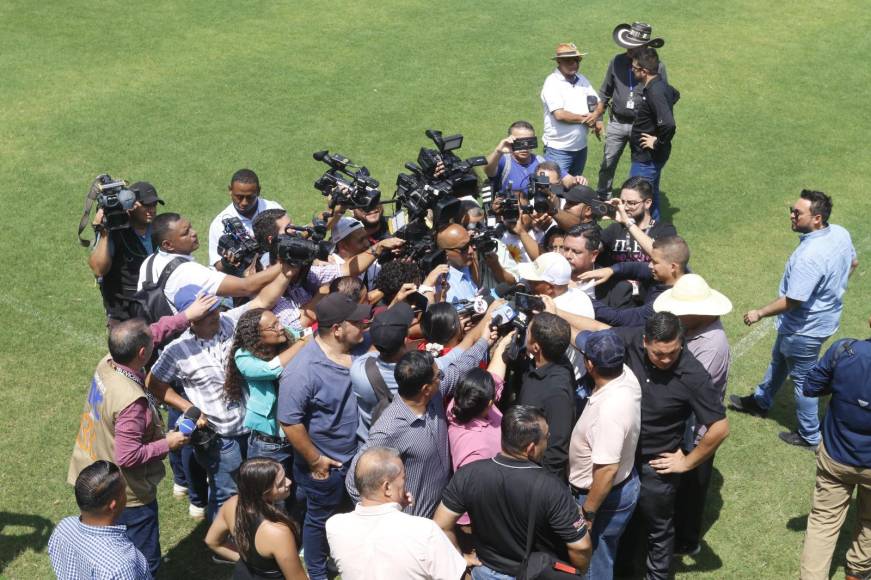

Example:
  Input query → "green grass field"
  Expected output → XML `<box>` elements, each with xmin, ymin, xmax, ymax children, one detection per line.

<box><xmin>1</xmin><ymin>0</ymin><xmax>869</xmax><ymax>577</ymax></box>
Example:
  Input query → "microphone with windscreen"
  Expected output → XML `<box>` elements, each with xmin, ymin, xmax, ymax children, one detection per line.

<box><xmin>176</xmin><ymin>406</ymin><xmax>202</xmax><ymax>436</ymax></box>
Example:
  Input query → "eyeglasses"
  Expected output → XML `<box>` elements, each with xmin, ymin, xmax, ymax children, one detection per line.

<box><xmin>261</xmin><ymin>322</ymin><xmax>284</xmax><ymax>334</ymax></box>
<box><xmin>447</xmin><ymin>243</ymin><xmax>472</xmax><ymax>253</ymax></box>
<box><xmin>631</xmin><ymin>64</ymin><xmax>644</xmax><ymax>72</ymax></box>
<box><xmin>622</xmin><ymin>199</ymin><xmax>644</xmax><ymax>207</ymax></box>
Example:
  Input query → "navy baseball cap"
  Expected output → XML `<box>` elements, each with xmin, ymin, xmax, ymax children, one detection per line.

<box><xmin>575</xmin><ymin>329</ymin><xmax>625</xmax><ymax>369</ymax></box>
<box><xmin>370</xmin><ymin>302</ymin><xmax>414</xmax><ymax>353</ymax></box>
<box><xmin>316</xmin><ymin>293</ymin><xmax>372</xmax><ymax>328</ymax></box>
<box><xmin>173</xmin><ymin>285</ymin><xmax>223</xmax><ymax>313</ymax></box>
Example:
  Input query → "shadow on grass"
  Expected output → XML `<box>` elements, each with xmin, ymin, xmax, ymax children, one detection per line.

<box><xmin>158</xmin><ymin>519</ymin><xmax>233</xmax><ymax>580</ymax></box>
<box><xmin>659</xmin><ymin>190</ymin><xmax>679</xmax><ymax>222</ymax></box>
<box><xmin>0</xmin><ymin>511</ymin><xmax>53</xmax><ymax>574</ymax></box>
<box><xmin>673</xmin><ymin>467</ymin><xmax>725</xmax><ymax>575</ymax></box>
<box><xmin>787</xmin><ymin>497</ymin><xmax>858</xmax><ymax>578</ymax></box>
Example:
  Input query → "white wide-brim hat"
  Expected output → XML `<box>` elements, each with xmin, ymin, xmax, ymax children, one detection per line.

<box><xmin>653</xmin><ymin>274</ymin><xmax>732</xmax><ymax>317</ymax></box>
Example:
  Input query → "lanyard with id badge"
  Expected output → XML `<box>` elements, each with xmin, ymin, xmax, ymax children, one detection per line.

<box><xmin>626</xmin><ymin>64</ymin><xmax>636</xmax><ymax>110</ymax></box>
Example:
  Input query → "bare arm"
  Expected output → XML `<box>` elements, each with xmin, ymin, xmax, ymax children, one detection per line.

<box><xmin>850</xmin><ymin>257</ymin><xmax>859</xmax><ymax>277</ymax></box>
<box><xmin>484</xmin><ymin>137</ymin><xmax>513</xmax><ymax>178</ymax></box>
<box><xmin>217</xmin><ymin>263</ymin><xmax>282</xmax><ymax>298</ymax></box>
<box><xmin>248</xmin><ymin>263</ymin><xmax>297</xmax><ymax>310</ymax></box>
<box><xmin>433</xmin><ymin>504</ymin><xmax>462</xmax><ymax>551</ymax></box>
<box><xmin>146</xmin><ymin>375</ymin><xmax>195</xmax><ymax>414</ymax></box>
<box><xmin>566</xmin><ymin>536</ymin><xmax>593</xmax><ymax>574</ymax></box>
<box><xmin>553</xmin><ymin>109</ymin><xmax>589</xmax><ymax>124</ymax></box>
<box><xmin>88</xmin><ymin>231</ymin><xmax>112</xmax><ymax>276</ymax></box>
<box><xmin>204</xmin><ymin>499</ymin><xmax>240</xmax><ymax>562</ymax></box>
<box><xmin>260</xmin><ymin>523</ymin><xmax>307</xmax><ymax>579</ymax></box>
<box><xmin>649</xmin><ymin>417</ymin><xmax>730</xmax><ymax>474</ymax></box>
<box><xmin>581</xmin><ymin>463</ymin><xmax>619</xmax><ymax>517</ymax></box>
<box><xmin>281</xmin><ymin>423</ymin><xmax>342</xmax><ymax>479</ymax></box>
<box><xmin>744</xmin><ymin>296</ymin><xmax>800</xmax><ymax>325</ymax></box>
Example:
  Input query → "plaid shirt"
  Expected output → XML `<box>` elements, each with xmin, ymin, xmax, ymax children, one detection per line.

<box><xmin>48</xmin><ymin>517</ymin><xmax>151</xmax><ymax>579</ymax></box>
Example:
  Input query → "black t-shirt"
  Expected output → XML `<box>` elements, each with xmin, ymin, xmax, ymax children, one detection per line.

<box><xmin>518</xmin><ymin>359</ymin><xmax>577</xmax><ymax>480</ymax></box>
<box><xmin>599</xmin><ymin>220</ymin><xmax>678</xmax><ymax>267</ymax></box>
<box><xmin>611</xmin><ymin>327</ymin><xmax>726</xmax><ymax>457</ymax></box>
<box><xmin>441</xmin><ymin>455</ymin><xmax>587</xmax><ymax>575</ymax></box>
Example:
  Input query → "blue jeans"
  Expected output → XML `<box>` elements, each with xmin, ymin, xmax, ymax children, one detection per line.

<box><xmin>545</xmin><ymin>146</ymin><xmax>588</xmax><ymax>177</ymax></box>
<box><xmin>753</xmin><ymin>332</ymin><xmax>826</xmax><ymax>445</ymax></box>
<box><xmin>167</xmin><ymin>407</ymin><xmax>208</xmax><ymax>507</ymax></box>
<box><xmin>472</xmin><ymin>563</ymin><xmax>514</xmax><ymax>579</ymax></box>
<box><xmin>195</xmin><ymin>433</ymin><xmax>248</xmax><ymax>521</ymax></box>
<box><xmin>575</xmin><ymin>471</ymin><xmax>640</xmax><ymax>580</ymax></box>
<box><xmin>293</xmin><ymin>462</ymin><xmax>350</xmax><ymax>580</ymax></box>
<box><xmin>117</xmin><ymin>500</ymin><xmax>160</xmax><ymax>576</ymax></box>
<box><xmin>629</xmin><ymin>159</ymin><xmax>666</xmax><ymax>220</ymax></box>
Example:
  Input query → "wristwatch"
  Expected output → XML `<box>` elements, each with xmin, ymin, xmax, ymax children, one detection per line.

<box><xmin>582</xmin><ymin>506</ymin><xmax>596</xmax><ymax>522</ymax></box>
<box><xmin>367</xmin><ymin>246</ymin><xmax>379</xmax><ymax>257</ymax></box>
<box><xmin>625</xmin><ymin>218</ymin><xmax>636</xmax><ymax>228</ymax></box>
<box><xmin>418</xmin><ymin>284</ymin><xmax>436</xmax><ymax>294</ymax></box>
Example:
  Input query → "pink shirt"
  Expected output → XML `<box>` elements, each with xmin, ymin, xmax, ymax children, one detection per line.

<box><xmin>446</xmin><ymin>374</ymin><xmax>504</xmax><ymax>525</ymax></box>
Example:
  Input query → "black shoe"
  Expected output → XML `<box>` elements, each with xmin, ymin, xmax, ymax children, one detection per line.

<box><xmin>674</xmin><ymin>542</ymin><xmax>701</xmax><ymax>556</ymax></box>
<box><xmin>778</xmin><ymin>431</ymin><xmax>818</xmax><ymax>450</ymax></box>
<box><xmin>728</xmin><ymin>394</ymin><xmax>768</xmax><ymax>418</ymax></box>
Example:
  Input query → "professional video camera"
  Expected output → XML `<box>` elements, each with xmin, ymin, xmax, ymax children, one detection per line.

<box><xmin>393</xmin><ymin>164</ymin><xmax>454</xmax><ymax>222</ymax></box>
<box><xmin>94</xmin><ymin>174</ymin><xmax>137</xmax><ymax>231</ymax></box>
<box><xmin>379</xmin><ymin>221</ymin><xmax>446</xmax><ymax>273</ymax></box>
<box><xmin>494</xmin><ymin>190</ymin><xmax>533</xmax><ymax>224</ymax></box>
<box><xmin>526</xmin><ymin>174</ymin><xmax>555</xmax><ymax>215</ymax></box>
<box><xmin>313</xmin><ymin>150</ymin><xmax>381</xmax><ymax>210</ymax></box>
<box><xmin>417</xmin><ymin>129</ymin><xmax>486</xmax><ymax>196</ymax></box>
<box><xmin>275</xmin><ymin>218</ymin><xmax>333</xmax><ymax>268</ymax></box>
<box><xmin>217</xmin><ymin>217</ymin><xmax>260</xmax><ymax>274</ymax></box>
<box><xmin>468</xmin><ymin>223</ymin><xmax>501</xmax><ymax>255</ymax></box>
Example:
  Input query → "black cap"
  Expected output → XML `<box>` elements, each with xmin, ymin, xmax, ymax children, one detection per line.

<box><xmin>370</xmin><ymin>302</ymin><xmax>414</xmax><ymax>353</ymax></box>
<box><xmin>563</xmin><ymin>185</ymin><xmax>598</xmax><ymax>205</ymax></box>
<box><xmin>129</xmin><ymin>181</ymin><xmax>164</xmax><ymax>205</ymax></box>
<box><xmin>316</xmin><ymin>293</ymin><xmax>372</xmax><ymax>328</ymax></box>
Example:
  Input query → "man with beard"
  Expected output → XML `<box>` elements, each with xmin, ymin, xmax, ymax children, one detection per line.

<box><xmin>208</xmin><ymin>168</ymin><xmax>283</xmax><ymax>269</ymax></box>
<box><xmin>730</xmin><ymin>190</ymin><xmax>857</xmax><ymax>449</ymax></box>
<box><xmin>352</xmin><ymin>201</ymin><xmax>390</xmax><ymax>242</ymax></box>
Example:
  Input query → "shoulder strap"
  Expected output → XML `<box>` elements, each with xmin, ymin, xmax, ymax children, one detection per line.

<box><xmin>832</xmin><ymin>339</ymin><xmax>857</xmax><ymax>366</ymax></box>
<box><xmin>500</xmin><ymin>155</ymin><xmax>513</xmax><ymax>191</ymax></box>
<box><xmin>155</xmin><ymin>257</ymin><xmax>187</xmax><ymax>289</ymax></box>
<box><xmin>523</xmin><ymin>470</ymin><xmax>546</xmax><ymax>558</ymax></box>
<box><xmin>365</xmin><ymin>357</ymin><xmax>393</xmax><ymax>403</ymax></box>
<box><xmin>143</xmin><ymin>254</ymin><xmax>158</xmax><ymax>286</ymax></box>
<box><xmin>77</xmin><ymin>177</ymin><xmax>104</xmax><ymax>247</ymax></box>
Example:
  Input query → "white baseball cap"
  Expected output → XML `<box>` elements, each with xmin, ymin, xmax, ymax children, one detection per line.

<box><xmin>517</xmin><ymin>252</ymin><xmax>572</xmax><ymax>286</ymax></box>
<box><xmin>331</xmin><ymin>217</ymin><xmax>365</xmax><ymax>244</ymax></box>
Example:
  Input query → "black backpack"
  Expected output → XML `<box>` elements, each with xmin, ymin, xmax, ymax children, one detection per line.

<box><xmin>129</xmin><ymin>255</ymin><xmax>187</xmax><ymax>323</ymax></box>
<box><xmin>365</xmin><ymin>357</ymin><xmax>394</xmax><ymax>427</ymax></box>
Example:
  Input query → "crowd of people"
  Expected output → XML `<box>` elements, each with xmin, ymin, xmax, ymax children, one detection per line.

<box><xmin>49</xmin><ymin>19</ymin><xmax>870</xmax><ymax>580</ymax></box>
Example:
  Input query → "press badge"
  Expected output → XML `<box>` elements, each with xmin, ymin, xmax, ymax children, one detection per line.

<box><xmin>626</xmin><ymin>92</ymin><xmax>635</xmax><ymax>110</ymax></box>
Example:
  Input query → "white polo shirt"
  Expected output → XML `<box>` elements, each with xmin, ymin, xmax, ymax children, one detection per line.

<box><xmin>569</xmin><ymin>365</ymin><xmax>642</xmax><ymax>490</ymax></box>
<box><xmin>326</xmin><ymin>502</ymin><xmax>466</xmax><ymax>580</ymax></box>
<box><xmin>137</xmin><ymin>251</ymin><xmax>226</xmax><ymax>312</ymax></box>
<box><xmin>207</xmin><ymin>197</ymin><xmax>283</xmax><ymax>266</ymax></box>
<box><xmin>541</xmin><ymin>69</ymin><xmax>600</xmax><ymax>151</ymax></box>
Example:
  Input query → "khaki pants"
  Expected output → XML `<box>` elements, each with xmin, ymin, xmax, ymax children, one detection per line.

<box><xmin>800</xmin><ymin>442</ymin><xmax>871</xmax><ymax>579</ymax></box>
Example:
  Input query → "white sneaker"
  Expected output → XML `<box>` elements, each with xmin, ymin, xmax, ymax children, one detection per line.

<box><xmin>172</xmin><ymin>483</ymin><xmax>189</xmax><ymax>499</ymax></box>
<box><xmin>188</xmin><ymin>504</ymin><xmax>206</xmax><ymax>520</ymax></box>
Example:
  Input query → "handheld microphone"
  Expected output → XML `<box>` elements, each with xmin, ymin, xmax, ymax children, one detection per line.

<box><xmin>176</xmin><ymin>406</ymin><xmax>202</xmax><ymax>436</ymax></box>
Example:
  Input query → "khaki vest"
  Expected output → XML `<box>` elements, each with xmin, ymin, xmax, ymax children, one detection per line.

<box><xmin>68</xmin><ymin>356</ymin><xmax>166</xmax><ymax>507</ymax></box>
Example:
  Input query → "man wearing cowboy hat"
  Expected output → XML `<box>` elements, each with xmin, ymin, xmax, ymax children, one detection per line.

<box><xmin>540</xmin><ymin>42</ymin><xmax>602</xmax><ymax>179</ymax></box>
<box><xmin>590</xmin><ymin>23</ymin><xmax>667</xmax><ymax>201</ymax></box>
<box><xmin>653</xmin><ymin>274</ymin><xmax>732</xmax><ymax>557</ymax></box>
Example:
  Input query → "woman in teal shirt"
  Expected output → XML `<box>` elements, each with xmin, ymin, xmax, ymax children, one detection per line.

<box><xmin>225</xmin><ymin>308</ymin><xmax>307</xmax><ymax>475</ymax></box>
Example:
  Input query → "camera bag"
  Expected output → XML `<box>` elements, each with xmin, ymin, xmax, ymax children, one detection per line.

<box><xmin>129</xmin><ymin>255</ymin><xmax>187</xmax><ymax>323</ymax></box>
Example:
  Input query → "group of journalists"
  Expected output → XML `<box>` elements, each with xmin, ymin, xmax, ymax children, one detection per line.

<box><xmin>51</xmin><ymin>22</ymin><xmax>869</xmax><ymax>580</ymax></box>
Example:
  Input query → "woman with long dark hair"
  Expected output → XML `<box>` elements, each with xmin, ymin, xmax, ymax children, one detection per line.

<box><xmin>205</xmin><ymin>457</ymin><xmax>306</xmax><ymax>579</ymax></box>
<box><xmin>225</xmin><ymin>308</ymin><xmax>306</xmax><ymax>469</ymax></box>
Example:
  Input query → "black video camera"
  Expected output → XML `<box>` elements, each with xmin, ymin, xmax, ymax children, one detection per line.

<box><xmin>527</xmin><ymin>175</ymin><xmax>554</xmax><ymax>215</ymax></box>
<box><xmin>313</xmin><ymin>150</ymin><xmax>381</xmax><ymax>210</ymax></box>
<box><xmin>380</xmin><ymin>221</ymin><xmax>446</xmax><ymax>274</ymax></box>
<box><xmin>469</xmin><ymin>224</ymin><xmax>500</xmax><ymax>255</ymax></box>
<box><xmin>416</xmin><ymin>129</ymin><xmax>486</xmax><ymax>197</ymax></box>
<box><xmin>275</xmin><ymin>219</ymin><xmax>332</xmax><ymax>268</ymax></box>
<box><xmin>95</xmin><ymin>175</ymin><xmax>137</xmax><ymax>231</ymax></box>
<box><xmin>217</xmin><ymin>217</ymin><xmax>260</xmax><ymax>275</ymax></box>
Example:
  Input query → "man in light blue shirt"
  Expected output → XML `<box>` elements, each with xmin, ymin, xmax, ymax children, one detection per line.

<box><xmin>730</xmin><ymin>190</ymin><xmax>858</xmax><ymax>448</ymax></box>
<box><xmin>436</xmin><ymin>223</ymin><xmax>480</xmax><ymax>303</ymax></box>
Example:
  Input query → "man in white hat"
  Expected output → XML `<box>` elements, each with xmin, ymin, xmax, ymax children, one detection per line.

<box><xmin>329</xmin><ymin>217</ymin><xmax>405</xmax><ymax>291</ymax></box>
<box><xmin>519</xmin><ymin>252</ymin><xmax>594</xmax><ymax>383</ymax></box>
<box><xmin>590</xmin><ymin>23</ymin><xmax>667</xmax><ymax>200</ymax></box>
<box><xmin>540</xmin><ymin>42</ymin><xmax>602</xmax><ymax>179</ymax></box>
<box><xmin>653</xmin><ymin>274</ymin><xmax>732</xmax><ymax>557</ymax></box>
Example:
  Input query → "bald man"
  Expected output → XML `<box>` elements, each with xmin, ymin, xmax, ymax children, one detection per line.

<box><xmin>437</xmin><ymin>224</ymin><xmax>480</xmax><ymax>303</ymax></box>
<box><xmin>326</xmin><ymin>447</ymin><xmax>466</xmax><ymax>580</ymax></box>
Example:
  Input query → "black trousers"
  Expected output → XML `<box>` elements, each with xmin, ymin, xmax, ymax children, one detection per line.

<box><xmin>616</xmin><ymin>461</ymin><xmax>680</xmax><ymax>580</ymax></box>
<box><xmin>674</xmin><ymin>452</ymin><xmax>715</xmax><ymax>547</ymax></box>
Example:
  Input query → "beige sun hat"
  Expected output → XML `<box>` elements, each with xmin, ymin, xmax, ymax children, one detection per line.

<box><xmin>653</xmin><ymin>274</ymin><xmax>733</xmax><ymax>317</ymax></box>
